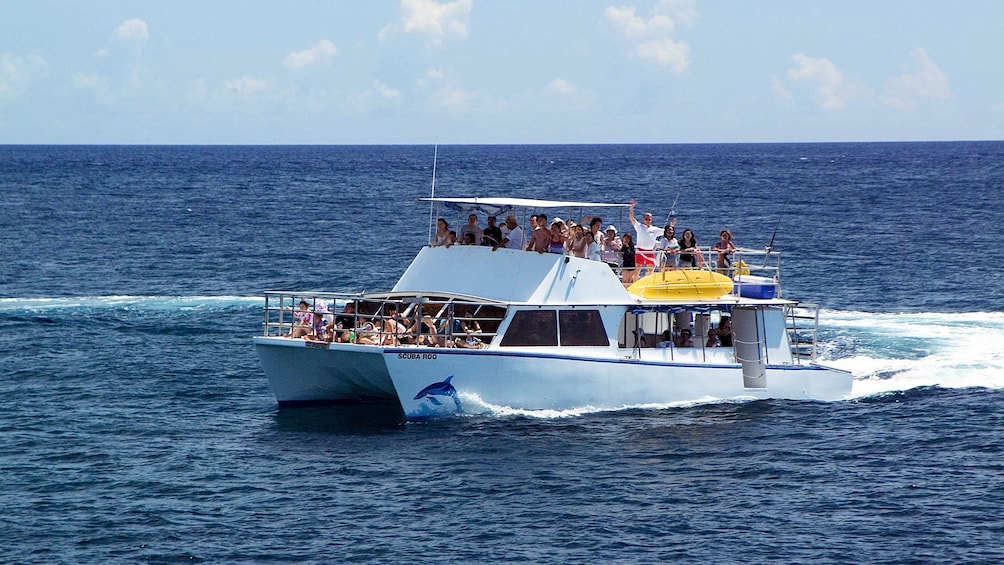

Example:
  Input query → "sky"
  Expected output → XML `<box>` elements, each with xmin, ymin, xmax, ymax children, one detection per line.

<box><xmin>2</xmin><ymin>0</ymin><xmax>1003</xmax><ymax>144</ymax></box>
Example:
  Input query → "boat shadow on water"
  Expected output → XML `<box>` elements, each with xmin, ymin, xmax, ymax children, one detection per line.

<box><xmin>270</xmin><ymin>401</ymin><xmax>408</xmax><ymax>433</ymax></box>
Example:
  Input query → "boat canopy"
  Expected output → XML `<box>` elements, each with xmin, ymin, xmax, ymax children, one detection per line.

<box><xmin>420</xmin><ymin>197</ymin><xmax>629</xmax><ymax>217</ymax></box>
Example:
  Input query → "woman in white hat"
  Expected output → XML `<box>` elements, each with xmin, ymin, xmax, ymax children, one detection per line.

<box><xmin>601</xmin><ymin>225</ymin><xmax>621</xmax><ymax>269</ymax></box>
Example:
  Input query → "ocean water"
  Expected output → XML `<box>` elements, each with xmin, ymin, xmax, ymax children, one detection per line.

<box><xmin>2</xmin><ymin>143</ymin><xmax>1003</xmax><ymax>563</ymax></box>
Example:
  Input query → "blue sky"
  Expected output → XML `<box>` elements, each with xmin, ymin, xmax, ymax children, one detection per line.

<box><xmin>2</xmin><ymin>0</ymin><xmax>1002</xmax><ymax>144</ymax></box>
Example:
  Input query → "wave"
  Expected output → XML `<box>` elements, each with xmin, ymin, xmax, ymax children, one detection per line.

<box><xmin>453</xmin><ymin>392</ymin><xmax>749</xmax><ymax>420</ymax></box>
<box><xmin>818</xmin><ymin>309</ymin><xmax>1004</xmax><ymax>395</ymax></box>
<box><xmin>0</xmin><ymin>295</ymin><xmax>263</xmax><ymax>313</ymax></box>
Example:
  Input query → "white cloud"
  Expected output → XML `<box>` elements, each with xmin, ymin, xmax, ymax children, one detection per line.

<box><xmin>348</xmin><ymin>79</ymin><xmax>405</xmax><ymax>112</ymax></box>
<box><xmin>543</xmin><ymin>78</ymin><xmax>595</xmax><ymax>111</ymax></box>
<box><xmin>361</xmin><ymin>79</ymin><xmax>404</xmax><ymax>101</ymax></box>
<box><xmin>372</xmin><ymin>80</ymin><xmax>403</xmax><ymax>100</ymax></box>
<box><xmin>225</xmin><ymin>75</ymin><xmax>268</xmax><ymax>96</ymax></box>
<box><xmin>379</xmin><ymin>0</ymin><xmax>473</xmax><ymax>46</ymax></box>
<box><xmin>785</xmin><ymin>53</ymin><xmax>865</xmax><ymax>110</ymax></box>
<box><xmin>436</xmin><ymin>85</ymin><xmax>475</xmax><ymax>109</ymax></box>
<box><xmin>769</xmin><ymin>74</ymin><xmax>793</xmax><ymax>101</ymax></box>
<box><xmin>633</xmin><ymin>38</ymin><xmax>689</xmax><ymax>71</ymax></box>
<box><xmin>545</xmin><ymin>78</ymin><xmax>579</xmax><ymax>97</ymax></box>
<box><xmin>603</xmin><ymin>6</ymin><xmax>674</xmax><ymax>39</ymax></box>
<box><xmin>0</xmin><ymin>53</ymin><xmax>48</xmax><ymax>98</ymax></box>
<box><xmin>603</xmin><ymin>0</ymin><xmax>696</xmax><ymax>72</ymax></box>
<box><xmin>416</xmin><ymin>68</ymin><xmax>446</xmax><ymax>89</ymax></box>
<box><xmin>283</xmin><ymin>40</ymin><xmax>339</xmax><ymax>70</ymax></box>
<box><xmin>114</xmin><ymin>19</ymin><xmax>149</xmax><ymax>41</ymax></box>
<box><xmin>880</xmin><ymin>48</ymin><xmax>952</xmax><ymax>110</ymax></box>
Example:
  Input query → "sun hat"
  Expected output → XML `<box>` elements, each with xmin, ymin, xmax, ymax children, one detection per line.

<box><xmin>605</xmin><ymin>225</ymin><xmax>617</xmax><ymax>233</ymax></box>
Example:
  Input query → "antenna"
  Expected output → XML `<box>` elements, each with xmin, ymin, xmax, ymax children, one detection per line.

<box><xmin>666</xmin><ymin>186</ymin><xmax>682</xmax><ymax>224</ymax></box>
<box><xmin>763</xmin><ymin>204</ymin><xmax>785</xmax><ymax>268</ymax></box>
<box><xmin>427</xmin><ymin>143</ymin><xmax>438</xmax><ymax>245</ymax></box>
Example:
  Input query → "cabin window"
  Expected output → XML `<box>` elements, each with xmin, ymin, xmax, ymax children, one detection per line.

<box><xmin>559</xmin><ymin>310</ymin><xmax>609</xmax><ymax>346</ymax></box>
<box><xmin>500</xmin><ymin>310</ymin><xmax>558</xmax><ymax>347</ymax></box>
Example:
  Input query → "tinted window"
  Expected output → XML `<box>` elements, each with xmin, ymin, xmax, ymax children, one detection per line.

<box><xmin>500</xmin><ymin>310</ymin><xmax>558</xmax><ymax>347</ymax></box>
<box><xmin>559</xmin><ymin>310</ymin><xmax>609</xmax><ymax>346</ymax></box>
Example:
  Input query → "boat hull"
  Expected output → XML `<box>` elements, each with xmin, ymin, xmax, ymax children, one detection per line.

<box><xmin>384</xmin><ymin>348</ymin><xmax>853</xmax><ymax>419</ymax></box>
<box><xmin>253</xmin><ymin>336</ymin><xmax>397</xmax><ymax>404</ymax></box>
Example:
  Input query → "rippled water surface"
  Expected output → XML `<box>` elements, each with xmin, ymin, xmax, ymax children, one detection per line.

<box><xmin>2</xmin><ymin>143</ymin><xmax>1003</xmax><ymax>563</ymax></box>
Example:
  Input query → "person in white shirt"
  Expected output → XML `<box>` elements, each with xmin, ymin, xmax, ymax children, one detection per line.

<box><xmin>500</xmin><ymin>216</ymin><xmax>525</xmax><ymax>250</ymax></box>
<box><xmin>585</xmin><ymin>231</ymin><xmax>602</xmax><ymax>261</ymax></box>
<box><xmin>655</xmin><ymin>223</ymin><xmax>679</xmax><ymax>271</ymax></box>
<box><xmin>628</xmin><ymin>200</ymin><xmax>663</xmax><ymax>275</ymax></box>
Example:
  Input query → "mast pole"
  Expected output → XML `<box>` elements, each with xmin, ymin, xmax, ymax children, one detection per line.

<box><xmin>427</xmin><ymin>143</ymin><xmax>438</xmax><ymax>245</ymax></box>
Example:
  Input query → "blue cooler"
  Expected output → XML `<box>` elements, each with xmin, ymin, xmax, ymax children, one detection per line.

<box><xmin>734</xmin><ymin>276</ymin><xmax>777</xmax><ymax>299</ymax></box>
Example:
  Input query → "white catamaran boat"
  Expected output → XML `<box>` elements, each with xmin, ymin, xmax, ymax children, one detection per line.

<box><xmin>253</xmin><ymin>197</ymin><xmax>852</xmax><ymax>420</ymax></box>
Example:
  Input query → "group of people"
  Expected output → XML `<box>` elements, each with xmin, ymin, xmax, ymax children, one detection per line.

<box><xmin>284</xmin><ymin>299</ymin><xmax>487</xmax><ymax>349</ymax></box>
<box><xmin>624</xmin><ymin>200</ymin><xmax>737</xmax><ymax>283</ymax></box>
<box><xmin>660</xmin><ymin>315</ymin><xmax>733</xmax><ymax>348</ymax></box>
<box><xmin>430</xmin><ymin>202</ymin><xmax>738</xmax><ymax>285</ymax></box>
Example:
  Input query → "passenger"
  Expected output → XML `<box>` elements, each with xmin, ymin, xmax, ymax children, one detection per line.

<box><xmin>628</xmin><ymin>200</ymin><xmax>663</xmax><ymax>276</ymax></box>
<box><xmin>458</xmin><ymin>214</ymin><xmax>483</xmax><ymax>245</ymax></box>
<box><xmin>432</xmin><ymin>218</ymin><xmax>450</xmax><ymax>247</ymax></box>
<box><xmin>620</xmin><ymin>232</ymin><xmax>638</xmax><ymax>284</ymax></box>
<box><xmin>460</xmin><ymin>310</ymin><xmax>482</xmax><ymax>335</ymax></box>
<box><xmin>308</xmin><ymin>301</ymin><xmax>333</xmax><ymax>341</ymax></box>
<box><xmin>287</xmin><ymin>299</ymin><xmax>312</xmax><ymax>338</ymax></box>
<box><xmin>716</xmin><ymin>315</ymin><xmax>733</xmax><ymax>346</ymax></box>
<box><xmin>396</xmin><ymin>317</ymin><xmax>415</xmax><ymax>345</ymax></box>
<box><xmin>655</xmin><ymin>223</ymin><xmax>679</xmax><ymax>271</ymax></box>
<box><xmin>482</xmin><ymin>216</ymin><xmax>503</xmax><ymax>248</ymax></box>
<box><xmin>657</xmin><ymin>329</ymin><xmax>673</xmax><ymax>348</ymax></box>
<box><xmin>678</xmin><ymin>229</ymin><xmax>701</xmax><ymax>268</ymax></box>
<box><xmin>309</xmin><ymin>306</ymin><xmax>327</xmax><ymax>341</ymax></box>
<box><xmin>549</xmin><ymin>220</ymin><xmax>567</xmax><ymax>254</ymax></box>
<box><xmin>445</xmin><ymin>230</ymin><xmax>457</xmax><ymax>247</ymax></box>
<box><xmin>380</xmin><ymin>304</ymin><xmax>403</xmax><ymax>346</ymax></box>
<box><xmin>568</xmin><ymin>224</ymin><xmax>587</xmax><ymax>258</ymax></box>
<box><xmin>713</xmin><ymin>229</ymin><xmax>736</xmax><ymax>275</ymax></box>
<box><xmin>354</xmin><ymin>320</ymin><xmax>379</xmax><ymax>345</ymax></box>
<box><xmin>705</xmin><ymin>329</ymin><xmax>720</xmax><ymax>348</ymax></box>
<box><xmin>333</xmin><ymin>302</ymin><xmax>356</xmax><ymax>343</ymax></box>
<box><xmin>585</xmin><ymin>231</ymin><xmax>602</xmax><ymax>261</ymax></box>
<box><xmin>582</xmin><ymin>216</ymin><xmax>605</xmax><ymax>247</ymax></box>
<box><xmin>417</xmin><ymin>315</ymin><xmax>439</xmax><ymax>346</ymax></box>
<box><xmin>457</xmin><ymin>311</ymin><xmax>484</xmax><ymax>348</ymax></box>
<box><xmin>500</xmin><ymin>216</ymin><xmax>525</xmax><ymax>250</ymax></box>
<box><xmin>601</xmin><ymin>225</ymin><xmax>621</xmax><ymax>269</ymax></box>
<box><xmin>675</xmin><ymin>328</ymin><xmax>694</xmax><ymax>348</ymax></box>
<box><xmin>526</xmin><ymin>213</ymin><xmax>551</xmax><ymax>253</ymax></box>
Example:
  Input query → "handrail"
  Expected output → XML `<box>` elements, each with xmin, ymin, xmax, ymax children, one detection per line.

<box><xmin>785</xmin><ymin>303</ymin><xmax>820</xmax><ymax>364</ymax></box>
<box><xmin>261</xmin><ymin>291</ymin><xmax>507</xmax><ymax>348</ymax></box>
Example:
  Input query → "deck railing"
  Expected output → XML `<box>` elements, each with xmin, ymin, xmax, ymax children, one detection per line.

<box><xmin>262</xmin><ymin>291</ymin><xmax>506</xmax><ymax>348</ymax></box>
<box><xmin>785</xmin><ymin>303</ymin><xmax>821</xmax><ymax>363</ymax></box>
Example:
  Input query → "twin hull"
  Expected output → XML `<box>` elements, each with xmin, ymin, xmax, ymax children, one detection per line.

<box><xmin>254</xmin><ymin>337</ymin><xmax>852</xmax><ymax>419</ymax></box>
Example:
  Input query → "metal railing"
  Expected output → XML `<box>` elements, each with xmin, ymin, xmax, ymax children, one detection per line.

<box><xmin>785</xmin><ymin>303</ymin><xmax>820</xmax><ymax>363</ymax></box>
<box><xmin>262</xmin><ymin>291</ymin><xmax>507</xmax><ymax>348</ymax></box>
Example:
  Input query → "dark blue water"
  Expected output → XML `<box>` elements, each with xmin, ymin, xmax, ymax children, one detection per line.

<box><xmin>2</xmin><ymin>143</ymin><xmax>1002</xmax><ymax>563</ymax></box>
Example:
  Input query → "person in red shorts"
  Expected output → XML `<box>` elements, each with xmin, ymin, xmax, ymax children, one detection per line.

<box><xmin>628</xmin><ymin>199</ymin><xmax>664</xmax><ymax>276</ymax></box>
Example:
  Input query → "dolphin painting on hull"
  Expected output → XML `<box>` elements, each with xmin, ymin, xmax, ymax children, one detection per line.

<box><xmin>413</xmin><ymin>376</ymin><xmax>462</xmax><ymax>412</ymax></box>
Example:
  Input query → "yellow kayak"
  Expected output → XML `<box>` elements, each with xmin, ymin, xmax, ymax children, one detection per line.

<box><xmin>627</xmin><ymin>270</ymin><xmax>734</xmax><ymax>300</ymax></box>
